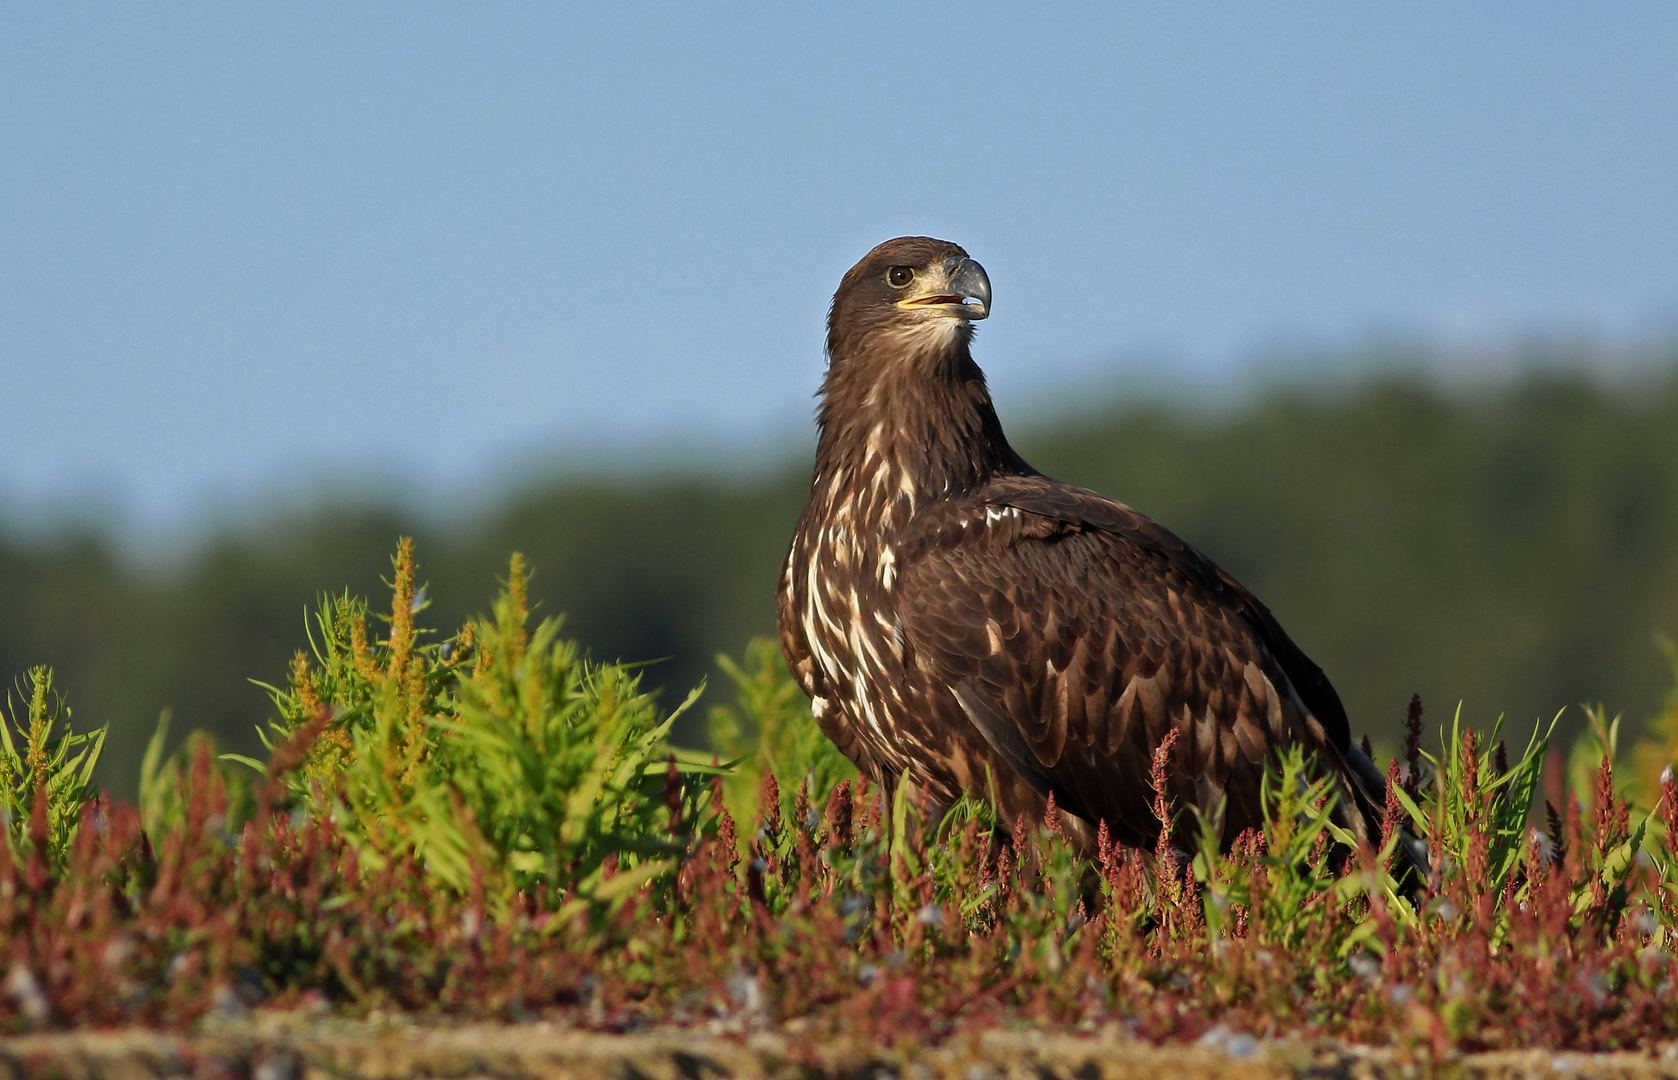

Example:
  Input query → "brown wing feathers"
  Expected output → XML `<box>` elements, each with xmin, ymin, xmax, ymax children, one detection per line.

<box><xmin>777</xmin><ymin>236</ymin><xmax>1386</xmax><ymax>858</ymax></box>
<box><xmin>893</xmin><ymin>489</ymin><xmax>1319</xmax><ymax>849</ymax></box>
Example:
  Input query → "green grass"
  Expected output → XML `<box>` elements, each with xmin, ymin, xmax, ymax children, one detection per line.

<box><xmin>5</xmin><ymin>539</ymin><xmax>1678</xmax><ymax>1054</ymax></box>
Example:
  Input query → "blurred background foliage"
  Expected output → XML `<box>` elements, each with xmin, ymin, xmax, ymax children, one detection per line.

<box><xmin>3</xmin><ymin>366</ymin><xmax>1676</xmax><ymax>800</ymax></box>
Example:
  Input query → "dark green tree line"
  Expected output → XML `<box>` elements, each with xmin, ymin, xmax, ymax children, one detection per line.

<box><xmin>2</xmin><ymin>368</ymin><xmax>1675</xmax><ymax>799</ymax></box>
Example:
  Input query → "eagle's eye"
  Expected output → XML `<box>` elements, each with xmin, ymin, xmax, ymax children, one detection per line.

<box><xmin>886</xmin><ymin>266</ymin><xmax>916</xmax><ymax>288</ymax></box>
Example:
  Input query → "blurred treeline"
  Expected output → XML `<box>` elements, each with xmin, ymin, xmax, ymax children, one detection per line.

<box><xmin>4</xmin><ymin>368</ymin><xmax>1677</xmax><ymax>801</ymax></box>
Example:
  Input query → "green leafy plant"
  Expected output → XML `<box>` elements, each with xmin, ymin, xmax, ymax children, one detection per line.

<box><xmin>707</xmin><ymin>637</ymin><xmax>855</xmax><ymax>837</ymax></box>
<box><xmin>0</xmin><ymin>667</ymin><xmax>105</xmax><ymax>866</ymax></box>
<box><xmin>254</xmin><ymin>539</ymin><xmax>723</xmax><ymax>914</ymax></box>
<box><xmin>138</xmin><ymin>711</ymin><xmax>256</xmax><ymax>841</ymax></box>
<box><xmin>1393</xmin><ymin>707</ymin><xmax>1557</xmax><ymax>904</ymax></box>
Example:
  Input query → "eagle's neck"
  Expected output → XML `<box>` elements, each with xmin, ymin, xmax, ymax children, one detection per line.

<box><xmin>811</xmin><ymin>334</ymin><xmax>1023</xmax><ymax>539</ymax></box>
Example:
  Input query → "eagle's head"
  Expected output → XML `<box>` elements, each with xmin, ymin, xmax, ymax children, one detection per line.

<box><xmin>826</xmin><ymin>236</ymin><xmax>991</xmax><ymax>365</ymax></box>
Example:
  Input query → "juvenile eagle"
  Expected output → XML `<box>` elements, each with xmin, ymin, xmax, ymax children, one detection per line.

<box><xmin>776</xmin><ymin>236</ymin><xmax>1389</xmax><ymax>854</ymax></box>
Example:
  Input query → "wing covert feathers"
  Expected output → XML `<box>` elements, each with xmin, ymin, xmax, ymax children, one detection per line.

<box><xmin>887</xmin><ymin>475</ymin><xmax>1379</xmax><ymax>849</ymax></box>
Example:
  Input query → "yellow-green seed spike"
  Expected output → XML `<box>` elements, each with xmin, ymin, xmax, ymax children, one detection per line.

<box><xmin>290</xmin><ymin>651</ymin><xmax>321</xmax><ymax>719</ymax></box>
<box><xmin>388</xmin><ymin>537</ymin><xmax>416</xmax><ymax>678</ymax></box>
<box><xmin>349</xmin><ymin>615</ymin><xmax>377</xmax><ymax>682</ymax></box>
<box><xmin>24</xmin><ymin>666</ymin><xmax>53</xmax><ymax>790</ymax></box>
<box><xmin>507</xmin><ymin>551</ymin><xmax>527</xmax><ymax>624</ymax></box>
<box><xmin>496</xmin><ymin>552</ymin><xmax>530</xmax><ymax>668</ymax></box>
<box><xmin>0</xmin><ymin>705</ymin><xmax>14</xmax><ymax>815</ymax></box>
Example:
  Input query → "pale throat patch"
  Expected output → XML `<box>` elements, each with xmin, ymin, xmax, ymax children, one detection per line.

<box><xmin>881</xmin><ymin>314</ymin><xmax>963</xmax><ymax>355</ymax></box>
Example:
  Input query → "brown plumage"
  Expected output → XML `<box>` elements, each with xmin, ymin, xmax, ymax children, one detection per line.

<box><xmin>776</xmin><ymin>236</ymin><xmax>1389</xmax><ymax>854</ymax></box>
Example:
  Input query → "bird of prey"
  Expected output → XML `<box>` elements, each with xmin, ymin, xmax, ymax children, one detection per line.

<box><xmin>776</xmin><ymin>236</ymin><xmax>1389</xmax><ymax>855</ymax></box>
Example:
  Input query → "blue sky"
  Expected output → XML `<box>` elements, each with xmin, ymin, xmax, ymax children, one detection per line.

<box><xmin>3</xmin><ymin>4</ymin><xmax>1676</xmax><ymax>527</ymax></box>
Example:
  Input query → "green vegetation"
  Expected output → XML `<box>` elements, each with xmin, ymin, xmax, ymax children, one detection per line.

<box><xmin>5</xmin><ymin>542</ymin><xmax>1678</xmax><ymax>1051</ymax></box>
<box><xmin>251</xmin><ymin>540</ymin><xmax>724</xmax><ymax>911</ymax></box>
<box><xmin>0</xmin><ymin>667</ymin><xmax>104</xmax><ymax>866</ymax></box>
<box><xmin>706</xmin><ymin>636</ymin><xmax>856</xmax><ymax>832</ymax></box>
<box><xmin>1</xmin><ymin>369</ymin><xmax>1676</xmax><ymax>799</ymax></box>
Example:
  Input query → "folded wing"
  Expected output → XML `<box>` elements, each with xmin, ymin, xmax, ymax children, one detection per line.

<box><xmin>894</xmin><ymin>474</ymin><xmax>1378</xmax><ymax>848</ymax></box>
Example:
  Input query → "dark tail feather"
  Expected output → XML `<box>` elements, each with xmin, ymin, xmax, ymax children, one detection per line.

<box><xmin>1337</xmin><ymin>739</ymin><xmax>1431</xmax><ymax>893</ymax></box>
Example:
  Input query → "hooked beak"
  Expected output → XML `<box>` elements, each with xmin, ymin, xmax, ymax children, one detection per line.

<box><xmin>898</xmin><ymin>257</ymin><xmax>991</xmax><ymax>320</ymax></box>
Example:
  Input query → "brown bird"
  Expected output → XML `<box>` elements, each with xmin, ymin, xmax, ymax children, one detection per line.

<box><xmin>776</xmin><ymin>236</ymin><xmax>1390</xmax><ymax>855</ymax></box>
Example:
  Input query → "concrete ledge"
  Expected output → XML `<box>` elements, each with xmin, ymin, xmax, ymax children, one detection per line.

<box><xmin>2</xmin><ymin>1024</ymin><xmax>1676</xmax><ymax>1080</ymax></box>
